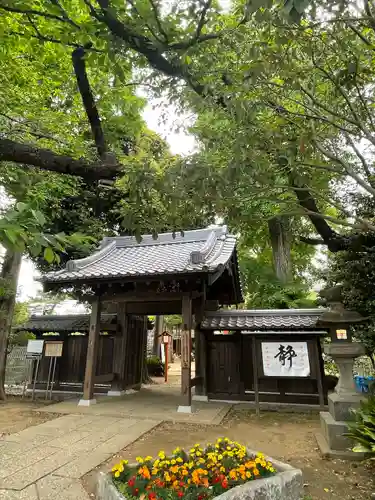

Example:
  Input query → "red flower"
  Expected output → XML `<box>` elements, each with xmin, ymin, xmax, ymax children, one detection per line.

<box><xmin>179</xmin><ymin>482</ymin><xmax>184</xmax><ymax>487</ymax></box>
<box><xmin>128</xmin><ymin>476</ymin><xmax>136</xmax><ymax>488</ymax></box>
<box><xmin>221</xmin><ymin>480</ymin><xmax>229</xmax><ymax>489</ymax></box>
<box><xmin>212</xmin><ymin>476</ymin><xmax>220</xmax><ymax>484</ymax></box>
<box><xmin>133</xmin><ymin>488</ymin><xmax>139</xmax><ymax>497</ymax></box>
<box><xmin>148</xmin><ymin>493</ymin><xmax>157</xmax><ymax>500</ymax></box>
<box><xmin>177</xmin><ymin>491</ymin><xmax>184</xmax><ymax>497</ymax></box>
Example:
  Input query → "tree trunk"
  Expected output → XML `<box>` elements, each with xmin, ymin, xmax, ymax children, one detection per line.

<box><xmin>153</xmin><ymin>315</ymin><xmax>163</xmax><ymax>357</ymax></box>
<box><xmin>268</xmin><ymin>216</ymin><xmax>292</xmax><ymax>284</ymax></box>
<box><xmin>0</xmin><ymin>250</ymin><xmax>22</xmax><ymax>400</ymax></box>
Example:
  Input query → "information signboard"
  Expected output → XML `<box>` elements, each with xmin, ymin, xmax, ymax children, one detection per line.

<box><xmin>44</xmin><ymin>341</ymin><xmax>63</xmax><ymax>358</ymax></box>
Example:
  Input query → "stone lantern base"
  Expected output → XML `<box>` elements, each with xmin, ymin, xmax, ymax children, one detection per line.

<box><xmin>315</xmin><ymin>342</ymin><xmax>367</xmax><ymax>460</ymax></box>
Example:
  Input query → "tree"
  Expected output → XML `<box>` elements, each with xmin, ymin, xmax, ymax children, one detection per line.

<box><xmin>2</xmin><ymin>0</ymin><xmax>373</xmax><ymax>254</ymax></box>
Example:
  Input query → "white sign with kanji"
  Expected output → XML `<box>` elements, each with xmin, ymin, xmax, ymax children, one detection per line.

<box><xmin>261</xmin><ymin>341</ymin><xmax>310</xmax><ymax>377</ymax></box>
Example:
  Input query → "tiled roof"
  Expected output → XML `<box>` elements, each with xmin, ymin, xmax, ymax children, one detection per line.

<box><xmin>42</xmin><ymin>226</ymin><xmax>237</xmax><ymax>284</ymax></box>
<box><xmin>15</xmin><ymin>314</ymin><xmax>116</xmax><ymax>333</ymax></box>
<box><xmin>201</xmin><ymin>309</ymin><xmax>326</xmax><ymax>330</ymax></box>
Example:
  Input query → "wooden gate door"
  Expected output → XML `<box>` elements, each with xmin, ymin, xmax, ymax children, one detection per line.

<box><xmin>207</xmin><ymin>339</ymin><xmax>241</xmax><ymax>398</ymax></box>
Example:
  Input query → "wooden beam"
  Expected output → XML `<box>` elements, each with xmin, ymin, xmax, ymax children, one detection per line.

<box><xmin>79</xmin><ymin>295</ymin><xmax>101</xmax><ymax>405</ymax></box>
<box><xmin>179</xmin><ymin>295</ymin><xmax>192</xmax><ymax>411</ymax></box>
<box><xmin>102</xmin><ymin>291</ymin><xmax>203</xmax><ymax>303</ymax></box>
<box><xmin>125</xmin><ymin>301</ymin><xmax>182</xmax><ymax>315</ymax></box>
<box><xmin>190</xmin><ymin>376</ymin><xmax>203</xmax><ymax>388</ymax></box>
<box><xmin>111</xmin><ymin>303</ymin><xmax>128</xmax><ymax>391</ymax></box>
<box><xmin>315</xmin><ymin>337</ymin><xmax>325</xmax><ymax>409</ymax></box>
<box><xmin>94</xmin><ymin>373</ymin><xmax>114</xmax><ymax>383</ymax></box>
<box><xmin>252</xmin><ymin>336</ymin><xmax>260</xmax><ymax>417</ymax></box>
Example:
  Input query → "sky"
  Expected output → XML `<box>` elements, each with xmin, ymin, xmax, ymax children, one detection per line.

<box><xmin>17</xmin><ymin>101</ymin><xmax>196</xmax><ymax>302</ymax></box>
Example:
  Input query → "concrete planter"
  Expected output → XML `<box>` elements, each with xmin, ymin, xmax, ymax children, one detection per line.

<box><xmin>97</xmin><ymin>454</ymin><xmax>303</xmax><ymax>500</ymax></box>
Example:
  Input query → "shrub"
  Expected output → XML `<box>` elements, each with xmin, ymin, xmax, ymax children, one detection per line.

<box><xmin>147</xmin><ymin>356</ymin><xmax>164</xmax><ymax>377</ymax></box>
<box><xmin>111</xmin><ymin>438</ymin><xmax>276</xmax><ymax>499</ymax></box>
<box><xmin>346</xmin><ymin>396</ymin><xmax>375</xmax><ymax>457</ymax></box>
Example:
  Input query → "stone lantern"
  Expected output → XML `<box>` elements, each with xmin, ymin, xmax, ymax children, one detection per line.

<box><xmin>316</xmin><ymin>285</ymin><xmax>368</xmax><ymax>459</ymax></box>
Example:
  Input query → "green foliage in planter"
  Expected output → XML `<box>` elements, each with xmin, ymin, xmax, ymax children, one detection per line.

<box><xmin>147</xmin><ymin>356</ymin><xmax>164</xmax><ymax>377</ymax></box>
<box><xmin>346</xmin><ymin>396</ymin><xmax>375</xmax><ymax>457</ymax></box>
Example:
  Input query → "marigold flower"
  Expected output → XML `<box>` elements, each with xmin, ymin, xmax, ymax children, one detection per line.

<box><xmin>114</xmin><ymin>471</ymin><xmax>120</xmax><ymax>478</ymax></box>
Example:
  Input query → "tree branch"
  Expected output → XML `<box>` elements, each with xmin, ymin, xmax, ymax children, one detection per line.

<box><xmin>344</xmin><ymin>132</ymin><xmax>373</xmax><ymax>181</ymax></box>
<box><xmin>300</xmin><ymin>236</ymin><xmax>325</xmax><ymax>245</ymax></box>
<box><xmin>313</xmin><ymin>139</ymin><xmax>375</xmax><ymax>197</ymax></box>
<box><xmin>8</xmin><ymin>30</ymin><xmax>102</xmax><ymax>51</ymax></box>
<box><xmin>364</xmin><ymin>0</ymin><xmax>375</xmax><ymax>32</ymax></box>
<box><xmin>48</xmin><ymin>0</ymin><xmax>81</xmax><ymax>29</ymax></box>
<box><xmin>148</xmin><ymin>0</ymin><xmax>169</xmax><ymax>43</ymax></box>
<box><xmin>0</xmin><ymin>138</ymin><xmax>120</xmax><ymax>180</ymax></box>
<box><xmin>72</xmin><ymin>45</ymin><xmax>107</xmax><ymax>159</ymax></box>
<box><xmin>0</xmin><ymin>3</ymin><xmax>77</xmax><ymax>25</ymax></box>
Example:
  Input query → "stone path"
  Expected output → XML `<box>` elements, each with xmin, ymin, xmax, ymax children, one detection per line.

<box><xmin>0</xmin><ymin>414</ymin><xmax>159</xmax><ymax>500</ymax></box>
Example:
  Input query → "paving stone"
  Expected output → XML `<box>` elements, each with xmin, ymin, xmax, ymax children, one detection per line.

<box><xmin>0</xmin><ymin>445</ymin><xmax>61</xmax><ymax>479</ymax></box>
<box><xmin>94</xmin><ymin>420</ymin><xmax>159</xmax><ymax>455</ymax></box>
<box><xmin>54</xmin><ymin>450</ymin><xmax>112</xmax><ymax>478</ymax></box>
<box><xmin>0</xmin><ymin>449</ymin><xmax>78</xmax><ymax>490</ymax></box>
<box><xmin>37</xmin><ymin>474</ymin><xmax>89</xmax><ymax>500</ymax></box>
<box><xmin>0</xmin><ymin>484</ymin><xmax>39</xmax><ymax>500</ymax></box>
<box><xmin>0</xmin><ymin>433</ymin><xmax>52</xmax><ymax>449</ymax></box>
<box><xmin>47</xmin><ymin>429</ymin><xmax>92</xmax><ymax>449</ymax></box>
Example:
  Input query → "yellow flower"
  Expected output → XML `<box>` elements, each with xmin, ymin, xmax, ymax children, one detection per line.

<box><xmin>217</xmin><ymin>438</ymin><xmax>222</xmax><ymax>443</ymax></box>
<box><xmin>218</xmin><ymin>454</ymin><xmax>223</xmax><ymax>460</ymax></box>
<box><xmin>121</xmin><ymin>459</ymin><xmax>128</xmax><ymax>465</ymax></box>
<box><xmin>229</xmin><ymin>470</ymin><xmax>237</xmax><ymax>479</ymax></box>
<box><xmin>171</xmin><ymin>459</ymin><xmax>176</xmax><ymax>465</ymax></box>
<box><xmin>145</xmin><ymin>456</ymin><xmax>152</xmax><ymax>461</ymax></box>
<box><xmin>158</xmin><ymin>451</ymin><xmax>166</xmax><ymax>459</ymax></box>
<box><xmin>114</xmin><ymin>470</ymin><xmax>120</xmax><ymax>478</ymax></box>
<box><xmin>136</xmin><ymin>456</ymin><xmax>144</xmax><ymax>464</ymax></box>
<box><xmin>246</xmin><ymin>471</ymin><xmax>252</xmax><ymax>478</ymax></box>
<box><xmin>173</xmin><ymin>447</ymin><xmax>181</xmax><ymax>454</ymax></box>
<box><xmin>253</xmin><ymin>468</ymin><xmax>260</xmax><ymax>476</ymax></box>
<box><xmin>196</xmin><ymin>451</ymin><xmax>202</xmax><ymax>457</ymax></box>
<box><xmin>220</xmin><ymin>466</ymin><xmax>226</xmax><ymax>472</ymax></box>
<box><xmin>176</xmin><ymin>457</ymin><xmax>183</xmax><ymax>463</ymax></box>
<box><xmin>118</xmin><ymin>464</ymin><xmax>124</xmax><ymax>473</ymax></box>
<box><xmin>112</xmin><ymin>466</ymin><xmax>118</xmax><ymax>472</ymax></box>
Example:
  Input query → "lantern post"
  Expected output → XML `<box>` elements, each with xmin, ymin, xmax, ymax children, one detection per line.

<box><xmin>316</xmin><ymin>285</ymin><xmax>368</xmax><ymax>459</ymax></box>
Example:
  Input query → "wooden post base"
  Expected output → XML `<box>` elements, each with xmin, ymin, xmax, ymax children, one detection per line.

<box><xmin>177</xmin><ymin>405</ymin><xmax>192</xmax><ymax>413</ymax></box>
<box><xmin>107</xmin><ymin>390</ymin><xmax>126</xmax><ymax>396</ymax></box>
<box><xmin>78</xmin><ymin>398</ymin><xmax>97</xmax><ymax>406</ymax></box>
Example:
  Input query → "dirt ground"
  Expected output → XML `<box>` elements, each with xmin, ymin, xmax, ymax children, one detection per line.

<box><xmin>0</xmin><ymin>396</ymin><xmax>58</xmax><ymax>436</ymax></box>
<box><xmin>83</xmin><ymin>408</ymin><xmax>374</xmax><ymax>500</ymax></box>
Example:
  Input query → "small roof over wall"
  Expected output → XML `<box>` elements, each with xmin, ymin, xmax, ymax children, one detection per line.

<box><xmin>15</xmin><ymin>314</ymin><xmax>116</xmax><ymax>334</ymax></box>
<box><xmin>201</xmin><ymin>309</ymin><xmax>327</xmax><ymax>331</ymax></box>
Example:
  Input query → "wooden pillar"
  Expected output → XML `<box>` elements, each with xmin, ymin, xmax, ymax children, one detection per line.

<box><xmin>109</xmin><ymin>303</ymin><xmax>127</xmax><ymax>396</ymax></box>
<box><xmin>315</xmin><ymin>337</ymin><xmax>325</xmax><ymax>409</ymax></box>
<box><xmin>78</xmin><ymin>295</ymin><xmax>101</xmax><ymax>406</ymax></box>
<box><xmin>178</xmin><ymin>295</ymin><xmax>192</xmax><ymax>413</ymax></box>
<box><xmin>194</xmin><ymin>328</ymin><xmax>208</xmax><ymax>399</ymax></box>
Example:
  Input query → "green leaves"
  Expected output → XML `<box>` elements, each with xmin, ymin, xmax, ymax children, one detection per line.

<box><xmin>43</xmin><ymin>246</ymin><xmax>55</xmax><ymax>264</ymax></box>
<box><xmin>346</xmin><ymin>397</ymin><xmax>375</xmax><ymax>457</ymax></box>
